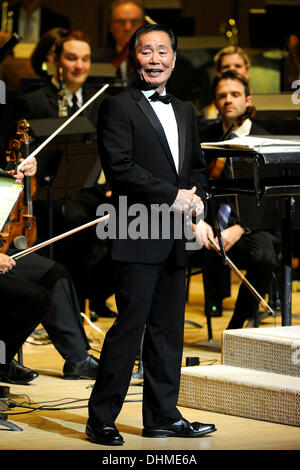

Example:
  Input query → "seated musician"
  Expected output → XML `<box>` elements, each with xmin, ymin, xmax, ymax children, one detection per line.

<box><xmin>93</xmin><ymin>0</ymin><xmax>145</xmax><ymax>80</ymax></box>
<box><xmin>15</xmin><ymin>29</ymin><xmax>99</xmax><ymax>125</ymax></box>
<box><xmin>0</xmin><ymin>149</ymin><xmax>98</xmax><ymax>383</ymax></box>
<box><xmin>14</xmin><ymin>29</ymin><xmax>116</xmax><ymax>318</ymax></box>
<box><xmin>199</xmin><ymin>70</ymin><xmax>280</xmax><ymax>329</ymax></box>
<box><xmin>214</xmin><ymin>45</ymin><xmax>250</xmax><ymax>79</ymax></box>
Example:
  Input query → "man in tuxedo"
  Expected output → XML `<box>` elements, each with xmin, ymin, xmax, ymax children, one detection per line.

<box><xmin>86</xmin><ymin>24</ymin><xmax>216</xmax><ymax>447</ymax></box>
<box><xmin>199</xmin><ymin>70</ymin><xmax>280</xmax><ymax>329</ymax></box>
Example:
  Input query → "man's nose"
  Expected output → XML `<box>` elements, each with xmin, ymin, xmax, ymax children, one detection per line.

<box><xmin>74</xmin><ymin>59</ymin><xmax>83</xmax><ymax>68</ymax></box>
<box><xmin>224</xmin><ymin>95</ymin><xmax>232</xmax><ymax>103</ymax></box>
<box><xmin>149</xmin><ymin>52</ymin><xmax>159</xmax><ymax>63</ymax></box>
<box><xmin>124</xmin><ymin>20</ymin><xmax>133</xmax><ymax>31</ymax></box>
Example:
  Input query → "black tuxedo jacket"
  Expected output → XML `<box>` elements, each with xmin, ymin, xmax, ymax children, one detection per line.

<box><xmin>97</xmin><ymin>85</ymin><xmax>208</xmax><ymax>266</ymax></box>
<box><xmin>6</xmin><ymin>4</ymin><xmax>70</xmax><ymax>37</ymax></box>
<box><xmin>15</xmin><ymin>81</ymin><xmax>102</xmax><ymax>128</ymax></box>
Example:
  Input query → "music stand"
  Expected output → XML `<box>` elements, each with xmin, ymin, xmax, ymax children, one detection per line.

<box><xmin>28</xmin><ymin>116</ymin><xmax>97</xmax><ymax>258</ymax></box>
<box><xmin>0</xmin><ymin>387</ymin><xmax>22</xmax><ymax>431</ymax></box>
<box><xmin>0</xmin><ymin>412</ymin><xmax>22</xmax><ymax>431</ymax></box>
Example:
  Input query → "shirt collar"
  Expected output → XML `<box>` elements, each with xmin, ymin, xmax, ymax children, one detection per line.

<box><xmin>142</xmin><ymin>88</ymin><xmax>167</xmax><ymax>100</ymax></box>
<box><xmin>51</xmin><ymin>77</ymin><xmax>83</xmax><ymax>106</ymax></box>
<box><xmin>222</xmin><ymin>118</ymin><xmax>252</xmax><ymax>137</ymax></box>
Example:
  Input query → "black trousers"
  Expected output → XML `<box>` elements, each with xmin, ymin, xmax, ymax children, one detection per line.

<box><xmin>0</xmin><ymin>272</ymin><xmax>49</xmax><ymax>364</ymax></box>
<box><xmin>88</xmin><ymin>251</ymin><xmax>186</xmax><ymax>427</ymax></box>
<box><xmin>6</xmin><ymin>251</ymin><xmax>90</xmax><ymax>362</ymax></box>
<box><xmin>203</xmin><ymin>230</ymin><xmax>280</xmax><ymax>329</ymax></box>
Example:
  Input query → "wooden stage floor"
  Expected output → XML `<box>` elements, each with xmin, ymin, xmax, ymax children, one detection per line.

<box><xmin>1</xmin><ymin>273</ymin><xmax>300</xmax><ymax>459</ymax></box>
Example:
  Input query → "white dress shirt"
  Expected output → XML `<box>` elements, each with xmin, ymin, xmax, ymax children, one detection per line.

<box><xmin>222</xmin><ymin>118</ymin><xmax>252</xmax><ymax>138</ymax></box>
<box><xmin>142</xmin><ymin>89</ymin><xmax>179</xmax><ymax>173</ymax></box>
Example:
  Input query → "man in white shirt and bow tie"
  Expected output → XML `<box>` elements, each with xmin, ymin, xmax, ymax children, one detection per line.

<box><xmin>86</xmin><ymin>23</ymin><xmax>216</xmax><ymax>447</ymax></box>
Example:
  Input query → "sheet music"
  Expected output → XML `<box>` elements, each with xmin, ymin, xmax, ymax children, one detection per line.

<box><xmin>201</xmin><ymin>136</ymin><xmax>300</xmax><ymax>153</ymax></box>
<box><xmin>0</xmin><ymin>171</ymin><xmax>23</xmax><ymax>232</ymax></box>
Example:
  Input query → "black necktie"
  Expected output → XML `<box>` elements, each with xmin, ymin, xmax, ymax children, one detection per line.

<box><xmin>149</xmin><ymin>91</ymin><xmax>172</xmax><ymax>104</ymax></box>
<box><xmin>70</xmin><ymin>94</ymin><xmax>79</xmax><ymax>114</ymax></box>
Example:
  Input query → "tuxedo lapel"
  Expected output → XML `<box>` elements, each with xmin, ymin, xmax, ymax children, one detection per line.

<box><xmin>129</xmin><ymin>87</ymin><xmax>178</xmax><ymax>174</ymax></box>
<box><xmin>172</xmin><ymin>99</ymin><xmax>186</xmax><ymax>174</ymax></box>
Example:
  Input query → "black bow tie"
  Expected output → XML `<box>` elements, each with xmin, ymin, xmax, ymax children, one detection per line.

<box><xmin>149</xmin><ymin>91</ymin><xmax>172</xmax><ymax>104</ymax></box>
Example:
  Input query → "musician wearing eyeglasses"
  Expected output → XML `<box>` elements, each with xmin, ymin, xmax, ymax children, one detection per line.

<box><xmin>94</xmin><ymin>0</ymin><xmax>145</xmax><ymax>81</ymax></box>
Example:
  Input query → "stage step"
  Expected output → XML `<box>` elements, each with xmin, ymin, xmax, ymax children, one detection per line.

<box><xmin>178</xmin><ymin>326</ymin><xmax>300</xmax><ymax>426</ymax></box>
<box><xmin>178</xmin><ymin>364</ymin><xmax>300</xmax><ymax>426</ymax></box>
<box><xmin>222</xmin><ymin>326</ymin><xmax>300</xmax><ymax>377</ymax></box>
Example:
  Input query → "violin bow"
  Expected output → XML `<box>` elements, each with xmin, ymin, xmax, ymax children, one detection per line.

<box><xmin>11</xmin><ymin>214</ymin><xmax>109</xmax><ymax>260</ymax></box>
<box><xmin>208</xmin><ymin>236</ymin><xmax>274</xmax><ymax>315</ymax></box>
<box><xmin>17</xmin><ymin>83</ymin><xmax>110</xmax><ymax>171</ymax></box>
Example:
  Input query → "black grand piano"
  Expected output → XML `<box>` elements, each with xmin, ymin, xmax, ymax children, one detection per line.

<box><xmin>202</xmin><ymin>135</ymin><xmax>300</xmax><ymax>327</ymax></box>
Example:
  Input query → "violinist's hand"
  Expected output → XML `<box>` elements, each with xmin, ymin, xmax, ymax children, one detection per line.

<box><xmin>19</xmin><ymin>157</ymin><xmax>37</xmax><ymax>177</ymax></box>
<box><xmin>0</xmin><ymin>253</ymin><xmax>16</xmax><ymax>274</ymax></box>
<box><xmin>192</xmin><ymin>220</ymin><xmax>214</xmax><ymax>250</ymax></box>
<box><xmin>214</xmin><ymin>224</ymin><xmax>245</xmax><ymax>252</ymax></box>
<box><xmin>6</xmin><ymin>169</ymin><xmax>24</xmax><ymax>184</ymax></box>
<box><xmin>6</xmin><ymin>157</ymin><xmax>37</xmax><ymax>183</ymax></box>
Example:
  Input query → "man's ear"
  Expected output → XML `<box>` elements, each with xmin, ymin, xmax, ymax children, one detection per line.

<box><xmin>246</xmin><ymin>95</ymin><xmax>252</xmax><ymax>107</ymax></box>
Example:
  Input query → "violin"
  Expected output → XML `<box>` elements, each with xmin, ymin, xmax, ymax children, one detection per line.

<box><xmin>207</xmin><ymin>105</ymin><xmax>256</xmax><ymax>180</ymax></box>
<box><xmin>0</xmin><ymin>119</ymin><xmax>37</xmax><ymax>253</ymax></box>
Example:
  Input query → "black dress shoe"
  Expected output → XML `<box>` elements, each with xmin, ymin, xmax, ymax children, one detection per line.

<box><xmin>0</xmin><ymin>359</ymin><xmax>38</xmax><ymax>385</ymax></box>
<box><xmin>142</xmin><ymin>418</ymin><xmax>216</xmax><ymax>438</ymax></box>
<box><xmin>63</xmin><ymin>354</ymin><xmax>99</xmax><ymax>380</ymax></box>
<box><xmin>86</xmin><ymin>420</ymin><xmax>124</xmax><ymax>446</ymax></box>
